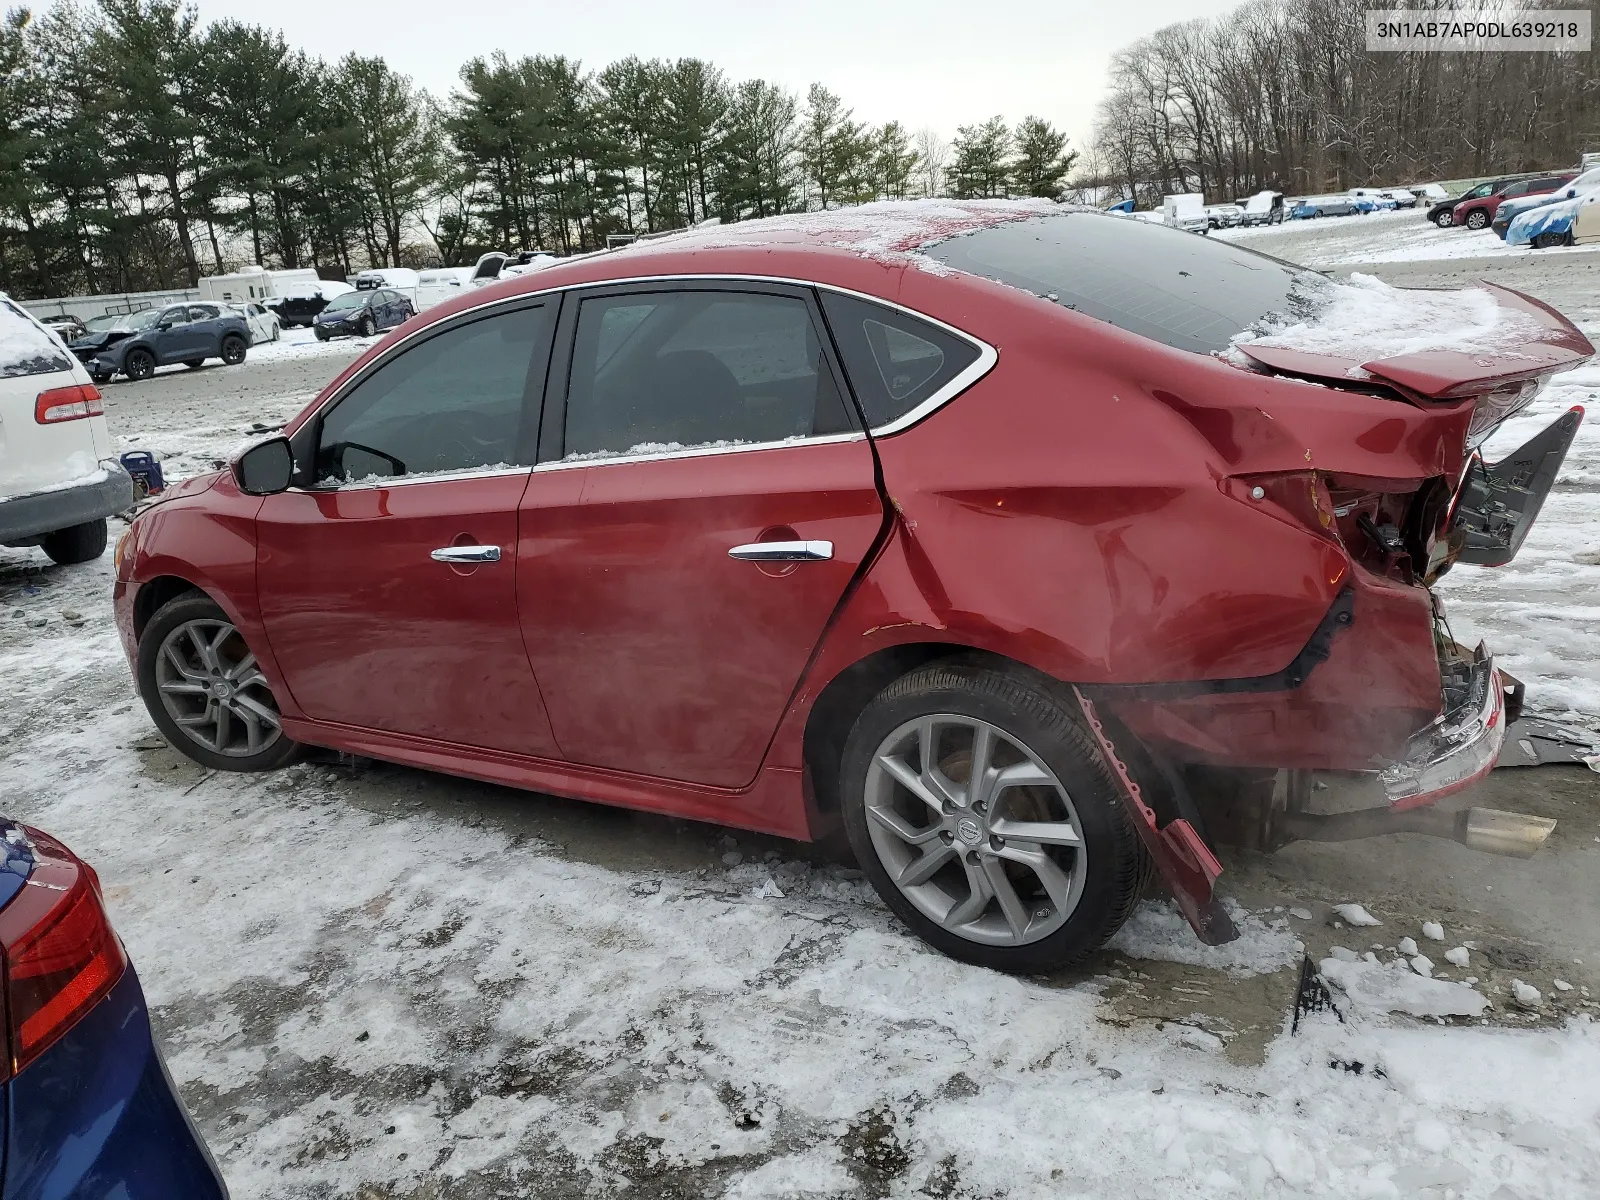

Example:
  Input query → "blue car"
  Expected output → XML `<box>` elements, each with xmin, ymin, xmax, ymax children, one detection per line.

<box><xmin>0</xmin><ymin>820</ymin><xmax>227</xmax><ymax>1198</ymax></box>
<box><xmin>312</xmin><ymin>286</ymin><xmax>414</xmax><ymax>340</ymax></box>
<box><xmin>80</xmin><ymin>303</ymin><xmax>252</xmax><ymax>384</ymax></box>
<box><xmin>1505</xmin><ymin>195</ymin><xmax>1583</xmax><ymax>248</ymax></box>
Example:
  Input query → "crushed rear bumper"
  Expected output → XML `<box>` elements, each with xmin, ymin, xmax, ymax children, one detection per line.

<box><xmin>1380</xmin><ymin>648</ymin><xmax>1505</xmax><ymax>808</ymax></box>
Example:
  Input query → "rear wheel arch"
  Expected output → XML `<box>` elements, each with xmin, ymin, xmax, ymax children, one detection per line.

<box><xmin>803</xmin><ymin>642</ymin><xmax>1047</xmax><ymax>819</ymax></box>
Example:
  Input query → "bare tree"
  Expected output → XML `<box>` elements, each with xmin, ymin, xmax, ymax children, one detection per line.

<box><xmin>912</xmin><ymin>128</ymin><xmax>949</xmax><ymax>197</ymax></box>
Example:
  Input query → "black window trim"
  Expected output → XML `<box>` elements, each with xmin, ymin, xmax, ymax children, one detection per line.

<box><xmin>286</xmin><ymin>292</ymin><xmax>561</xmax><ymax>491</ymax></box>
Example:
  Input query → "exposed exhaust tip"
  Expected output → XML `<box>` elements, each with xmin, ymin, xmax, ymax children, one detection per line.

<box><xmin>1459</xmin><ymin>808</ymin><xmax>1557</xmax><ymax>858</ymax></box>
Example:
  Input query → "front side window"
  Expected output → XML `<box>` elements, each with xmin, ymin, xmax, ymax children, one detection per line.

<box><xmin>819</xmin><ymin>292</ymin><xmax>981</xmax><ymax>429</ymax></box>
<box><xmin>561</xmin><ymin>289</ymin><xmax>855</xmax><ymax>460</ymax></box>
<box><xmin>159</xmin><ymin>306</ymin><xmax>190</xmax><ymax>327</ymax></box>
<box><xmin>315</xmin><ymin>304</ymin><xmax>552</xmax><ymax>484</ymax></box>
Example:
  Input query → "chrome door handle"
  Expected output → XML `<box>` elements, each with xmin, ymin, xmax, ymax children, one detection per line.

<box><xmin>728</xmin><ymin>540</ymin><xmax>833</xmax><ymax>562</ymax></box>
<box><xmin>431</xmin><ymin>545</ymin><xmax>501</xmax><ymax>564</ymax></box>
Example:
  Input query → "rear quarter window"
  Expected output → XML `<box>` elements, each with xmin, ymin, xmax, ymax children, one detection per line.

<box><xmin>0</xmin><ymin>298</ymin><xmax>73</xmax><ymax>379</ymax></box>
<box><xmin>818</xmin><ymin>292</ymin><xmax>981</xmax><ymax>430</ymax></box>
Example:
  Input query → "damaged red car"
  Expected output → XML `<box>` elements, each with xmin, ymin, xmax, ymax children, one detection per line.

<box><xmin>112</xmin><ymin>203</ymin><xmax>1590</xmax><ymax>972</ymax></box>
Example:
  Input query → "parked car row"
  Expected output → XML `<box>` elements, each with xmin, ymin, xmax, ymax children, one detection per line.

<box><xmin>66</xmin><ymin>303</ymin><xmax>252</xmax><ymax>382</ymax></box>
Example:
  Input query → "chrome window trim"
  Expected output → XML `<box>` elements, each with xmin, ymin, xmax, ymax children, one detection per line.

<box><xmin>530</xmin><ymin>431</ymin><xmax>865</xmax><ymax>473</ymax></box>
<box><xmin>299</xmin><ymin>272</ymin><xmax>997</xmax><ymax>474</ymax></box>
<box><xmin>291</xmin><ymin>465</ymin><xmax>533</xmax><ymax>494</ymax></box>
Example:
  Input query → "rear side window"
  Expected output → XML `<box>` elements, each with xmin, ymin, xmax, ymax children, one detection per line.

<box><xmin>818</xmin><ymin>292</ymin><xmax>981</xmax><ymax>430</ymax></box>
<box><xmin>560</xmin><ymin>289</ymin><xmax>856</xmax><ymax>459</ymax></box>
<box><xmin>0</xmin><ymin>298</ymin><xmax>72</xmax><ymax>379</ymax></box>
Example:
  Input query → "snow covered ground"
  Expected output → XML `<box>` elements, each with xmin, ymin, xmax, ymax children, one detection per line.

<box><xmin>2</xmin><ymin>224</ymin><xmax>1599</xmax><ymax>1196</ymax></box>
<box><xmin>1217</xmin><ymin>208</ymin><xmax>1600</xmax><ymax>268</ymax></box>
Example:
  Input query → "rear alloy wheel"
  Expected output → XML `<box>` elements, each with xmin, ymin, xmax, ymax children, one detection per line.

<box><xmin>137</xmin><ymin>594</ymin><xmax>301</xmax><ymax>772</ymax></box>
<box><xmin>220</xmin><ymin>335</ymin><xmax>247</xmax><ymax>365</ymax></box>
<box><xmin>40</xmin><ymin>519</ymin><xmax>107</xmax><ymax>565</ymax></box>
<box><xmin>1465</xmin><ymin>210</ymin><xmax>1489</xmax><ymax>230</ymax></box>
<box><xmin>124</xmin><ymin>348</ymin><xmax>155</xmax><ymax>381</ymax></box>
<box><xmin>840</xmin><ymin>659</ymin><xmax>1149</xmax><ymax>974</ymax></box>
<box><xmin>1435</xmin><ymin>211</ymin><xmax>1455</xmax><ymax>228</ymax></box>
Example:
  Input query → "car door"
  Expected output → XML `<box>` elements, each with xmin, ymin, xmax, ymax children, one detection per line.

<box><xmin>514</xmin><ymin>281</ymin><xmax>886</xmax><ymax>788</ymax></box>
<box><xmin>188</xmin><ymin>305</ymin><xmax>226</xmax><ymax>356</ymax></box>
<box><xmin>254</xmin><ymin>297</ymin><xmax>562</xmax><ymax>755</ymax></box>
<box><xmin>150</xmin><ymin>306</ymin><xmax>197</xmax><ymax>363</ymax></box>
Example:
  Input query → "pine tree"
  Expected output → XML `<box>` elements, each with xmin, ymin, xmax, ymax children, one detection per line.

<box><xmin>331</xmin><ymin>56</ymin><xmax>440</xmax><ymax>268</ymax></box>
<box><xmin>948</xmin><ymin>116</ymin><xmax>1013</xmax><ymax>199</ymax></box>
<box><xmin>1010</xmin><ymin>116</ymin><xmax>1076</xmax><ymax>200</ymax></box>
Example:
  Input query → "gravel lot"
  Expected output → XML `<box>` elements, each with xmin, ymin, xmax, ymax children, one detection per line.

<box><xmin>3</xmin><ymin>251</ymin><xmax>1599</xmax><ymax>1197</ymax></box>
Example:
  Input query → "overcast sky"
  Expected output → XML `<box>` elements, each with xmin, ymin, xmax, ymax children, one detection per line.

<box><xmin>192</xmin><ymin>0</ymin><xmax>1241</xmax><ymax>150</ymax></box>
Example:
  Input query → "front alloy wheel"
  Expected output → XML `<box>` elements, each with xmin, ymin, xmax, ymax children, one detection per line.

<box><xmin>1465</xmin><ymin>210</ymin><xmax>1489</xmax><ymax>230</ymax></box>
<box><xmin>840</xmin><ymin>659</ymin><xmax>1149</xmax><ymax>973</ymax></box>
<box><xmin>1436</xmin><ymin>211</ymin><xmax>1454</xmax><ymax>228</ymax></box>
<box><xmin>137</xmin><ymin>594</ymin><xmax>301</xmax><ymax>771</ymax></box>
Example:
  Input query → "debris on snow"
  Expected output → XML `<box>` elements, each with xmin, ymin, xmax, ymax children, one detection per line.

<box><xmin>752</xmin><ymin>878</ymin><xmax>785</xmax><ymax>900</ymax></box>
<box><xmin>1320</xmin><ymin>957</ymin><xmax>1490</xmax><ymax>1017</ymax></box>
<box><xmin>1332</xmin><ymin>903</ymin><xmax>1383</xmax><ymax>927</ymax></box>
<box><xmin>1512</xmin><ymin>980</ymin><xmax>1543</xmax><ymax>1009</ymax></box>
<box><xmin>1446</xmin><ymin>947</ymin><xmax>1472</xmax><ymax>968</ymax></box>
<box><xmin>1399</xmin><ymin>936</ymin><xmax>1420</xmax><ymax>957</ymax></box>
<box><xmin>1422</xmin><ymin>921</ymin><xmax>1445</xmax><ymax>942</ymax></box>
<box><xmin>1108</xmin><ymin>899</ymin><xmax>1300</xmax><ymax>976</ymax></box>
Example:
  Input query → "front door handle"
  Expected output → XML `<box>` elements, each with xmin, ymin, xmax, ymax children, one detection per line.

<box><xmin>431</xmin><ymin>545</ymin><xmax>501</xmax><ymax>564</ymax></box>
<box><xmin>728</xmin><ymin>540</ymin><xmax>833</xmax><ymax>562</ymax></box>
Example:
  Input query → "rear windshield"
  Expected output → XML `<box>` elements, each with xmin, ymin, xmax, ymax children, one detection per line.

<box><xmin>0</xmin><ymin>298</ymin><xmax>73</xmax><ymax>379</ymax></box>
<box><xmin>922</xmin><ymin>212</ymin><xmax>1309</xmax><ymax>356</ymax></box>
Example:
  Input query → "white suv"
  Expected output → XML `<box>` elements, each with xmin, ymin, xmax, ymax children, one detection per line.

<box><xmin>0</xmin><ymin>294</ymin><xmax>135</xmax><ymax>564</ymax></box>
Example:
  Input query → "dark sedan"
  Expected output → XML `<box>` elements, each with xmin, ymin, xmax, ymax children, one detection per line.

<box><xmin>313</xmin><ymin>288</ymin><xmax>414</xmax><ymax>340</ymax></box>
<box><xmin>82</xmin><ymin>303</ymin><xmax>251</xmax><ymax>382</ymax></box>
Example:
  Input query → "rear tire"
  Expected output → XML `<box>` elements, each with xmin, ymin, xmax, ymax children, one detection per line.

<box><xmin>40</xmin><ymin>519</ymin><xmax>107</xmax><ymax>565</ymax></box>
<box><xmin>220</xmin><ymin>335</ymin><xmax>247</xmax><ymax>365</ymax></box>
<box><xmin>136</xmin><ymin>593</ymin><xmax>303</xmax><ymax>772</ymax></box>
<box><xmin>124</xmin><ymin>348</ymin><xmax>155</xmax><ymax>381</ymax></box>
<box><xmin>839</xmin><ymin>658</ymin><xmax>1149</xmax><ymax>974</ymax></box>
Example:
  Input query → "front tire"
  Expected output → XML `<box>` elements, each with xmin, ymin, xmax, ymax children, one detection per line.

<box><xmin>359</xmin><ymin>314</ymin><xmax>376</xmax><ymax>338</ymax></box>
<box><xmin>124</xmin><ymin>348</ymin><xmax>155</xmax><ymax>381</ymax></box>
<box><xmin>1435</xmin><ymin>211</ymin><xmax>1454</xmax><ymax>228</ymax></box>
<box><xmin>220</xmin><ymin>335</ymin><xmax>247</xmax><ymax>365</ymax></box>
<box><xmin>137</xmin><ymin>593</ymin><xmax>301</xmax><ymax>772</ymax></box>
<box><xmin>40</xmin><ymin>518</ymin><xmax>107</xmax><ymax>565</ymax></box>
<box><xmin>1533</xmin><ymin>231</ymin><xmax>1566</xmax><ymax>249</ymax></box>
<box><xmin>840</xmin><ymin>659</ymin><xmax>1149</xmax><ymax>974</ymax></box>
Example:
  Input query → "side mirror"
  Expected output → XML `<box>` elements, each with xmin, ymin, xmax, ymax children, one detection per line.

<box><xmin>235</xmin><ymin>436</ymin><xmax>294</xmax><ymax>496</ymax></box>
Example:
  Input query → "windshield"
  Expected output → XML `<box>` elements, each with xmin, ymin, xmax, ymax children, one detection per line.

<box><xmin>84</xmin><ymin>315</ymin><xmax>122</xmax><ymax>332</ymax></box>
<box><xmin>1460</xmin><ymin>182</ymin><xmax>1496</xmax><ymax>200</ymax></box>
<box><xmin>124</xmin><ymin>309</ymin><xmax>162</xmax><ymax>330</ymax></box>
<box><xmin>325</xmin><ymin>292</ymin><xmax>365</xmax><ymax>312</ymax></box>
<box><xmin>921</xmin><ymin>212</ymin><xmax>1312</xmax><ymax>356</ymax></box>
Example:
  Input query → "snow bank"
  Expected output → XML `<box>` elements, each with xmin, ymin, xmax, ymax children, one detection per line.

<box><xmin>1229</xmin><ymin>271</ymin><xmax>1551</xmax><ymax>371</ymax></box>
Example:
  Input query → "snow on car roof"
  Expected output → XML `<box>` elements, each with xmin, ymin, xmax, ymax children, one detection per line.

<box><xmin>620</xmin><ymin>199</ymin><xmax>1067</xmax><ymax>272</ymax></box>
<box><xmin>0</xmin><ymin>295</ymin><xmax>73</xmax><ymax>379</ymax></box>
<box><xmin>1228</xmin><ymin>271</ymin><xmax>1553</xmax><ymax>372</ymax></box>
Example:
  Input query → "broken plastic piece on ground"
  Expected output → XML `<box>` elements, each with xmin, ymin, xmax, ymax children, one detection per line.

<box><xmin>1072</xmin><ymin>687</ymin><xmax>1238</xmax><ymax>945</ymax></box>
<box><xmin>1292</xmin><ymin>954</ymin><xmax>1338</xmax><ymax>1033</ymax></box>
<box><xmin>1495</xmin><ymin>714</ymin><xmax>1600</xmax><ymax>768</ymax></box>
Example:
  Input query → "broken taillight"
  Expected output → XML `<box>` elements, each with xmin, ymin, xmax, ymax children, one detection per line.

<box><xmin>0</xmin><ymin>827</ymin><xmax>127</xmax><ymax>1080</ymax></box>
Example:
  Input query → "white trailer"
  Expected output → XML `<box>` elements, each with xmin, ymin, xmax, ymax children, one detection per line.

<box><xmin>198</xmin><ymin>267</ymin><xmax>323</xmax><ymax>306</ymax></box>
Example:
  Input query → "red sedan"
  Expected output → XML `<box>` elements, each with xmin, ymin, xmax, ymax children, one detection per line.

<box><xmin>112</xmin><ymin>202</ymin><xmax>1591</xmax><ymax>972</ymax></box>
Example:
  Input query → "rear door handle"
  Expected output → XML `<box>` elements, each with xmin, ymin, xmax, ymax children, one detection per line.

<box><xmin>728</xmin><ymin>540</ymin><xmax>833</xmax><ymax>562</ymax></box>
<box><xmin>431</xmin><ymin>545</ymin><xmax>501</xmax><ymax>564</ymax></box>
